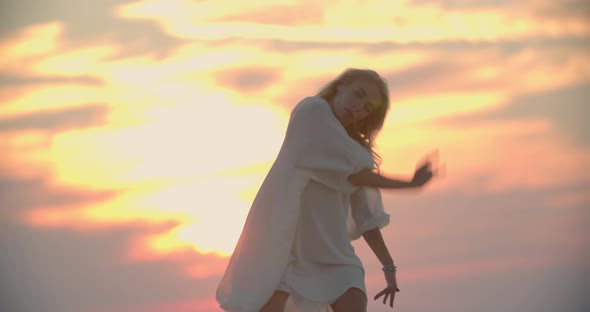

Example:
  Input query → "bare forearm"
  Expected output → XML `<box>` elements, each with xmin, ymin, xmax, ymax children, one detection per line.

<box><xmin>363</xmin><ymin>227</ymin><xmax>394</xmax><ymax>267</ymax></box>
<box><xmin>348</xmin><ymin>169</ymin><xmax>414</xmax><ymax>189</ymax></box>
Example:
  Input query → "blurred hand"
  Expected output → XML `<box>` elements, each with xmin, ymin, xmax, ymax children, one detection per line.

<box><xmin>411</xmin><ymin>149</ymin><xmax>444</xmax><ymax>187</ymax></box>
<box><xmin>374</xmin><ymin>270</ymin><xmax>400</xmax><ymax>308</ymax></box>
<box><xmin>411</xmin><ymin>163</ymin><xmax>433</xmax><ymax>187</ymax></box>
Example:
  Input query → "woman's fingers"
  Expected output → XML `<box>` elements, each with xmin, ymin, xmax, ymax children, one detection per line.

<box><xmin>374</xmin><ymin>288</ymin><xmax>387</xmax><ymax>300</ymax></box>
<box><xmin>418</xmin><ymin>149</ymin><xmax>443</xmax><ymax>176</ymax></box>
<box><xmin>433</xmin><ymin>162</ymin><xmax>446</xmax><ymax>178</ymax></box>
<box><xmin>429</xmin><ymin>149</ymin><xmax>440</xmax><ymax>165</ymax></box>
<box><xmin>390</xmin><ymin>291</ymin><xmax>394</xmax><ymax>307</ymax></box>
<box><xmin>417</xmin><ymin>162</ymin><xmax>430</xmax><ymax>173</ymax></box>
<box><xmin>416</xmin><ymin>170</ymin><xmax>433</xmax><ymax>186</ymax></box>
<box><xmin>376</xmin><ymin>286</ymin><xmax>401</xmax><ymax>307</ymax></box>
<box><xmin>428</xmin><ymin>149</ymin><xmax>445</xmax><ymax>178</ymax></box>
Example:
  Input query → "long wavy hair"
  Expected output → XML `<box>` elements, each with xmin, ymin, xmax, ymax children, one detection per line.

<box><xmin>316</xmin><ymin>68</ymin><xmax>390</xmax><ymax>171</ymax></box>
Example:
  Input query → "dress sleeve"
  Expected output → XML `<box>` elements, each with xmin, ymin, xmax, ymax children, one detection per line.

<box><xmin>291</xmin><ymin>97</ymin><xmax>374</xmax><ymax>192</ymax></box>
<box><xmin>347</xmin><ymin>187</ymin><xmax>390</xmax><ymax>240</ymax></box>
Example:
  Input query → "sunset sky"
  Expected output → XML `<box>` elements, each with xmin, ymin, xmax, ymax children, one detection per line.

<box><xmin>1</xmin><ymin>1</ymin><xmax>589</xmax><ymax>311</ymax></box>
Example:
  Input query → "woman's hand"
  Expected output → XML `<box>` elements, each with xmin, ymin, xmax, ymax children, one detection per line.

<box><xmin>411</xmin><ymin>163</ymin><xmax>432</xmax><ymax>187</ymax></box>
<box><xmin>411</xmin><ymin>150</ymin><xmax>444</xmax><ymax>188</ymax></box>
<box><xmin>374</xmin><ymin>270</ymin><xmax>400</xmax><ymax>308</ymax></box>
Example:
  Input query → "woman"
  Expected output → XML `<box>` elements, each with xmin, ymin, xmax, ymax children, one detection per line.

<box><xmin>217</xmin><ymin>68</ymin><xmax>437</xmax><ymax>312</ymax></box>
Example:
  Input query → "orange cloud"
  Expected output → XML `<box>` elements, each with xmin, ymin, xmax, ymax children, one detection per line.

<box><xmin>215</xmin><ymin>66</ymin><xmax>282</xmax><ymax>93</ymax></box>
<box><xmin>212</xmin><ymin>3</ymin><xmax>325</xmax><ymax>26</ymax></box>
<box><xmin>0</xmin><ymin>22</ymin><xmax>63</xmax><ymax>72</ymax></box>
<box><xmin>117</xmin><ymin>0</ymin><xmax>590</xmax><ymax>43</ymax></box>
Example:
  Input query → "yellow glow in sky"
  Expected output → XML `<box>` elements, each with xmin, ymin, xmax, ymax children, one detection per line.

<box><xmin>4</xmin><ymin>0</ymin><xmax>589</xmax><ymax>266</ymax></box>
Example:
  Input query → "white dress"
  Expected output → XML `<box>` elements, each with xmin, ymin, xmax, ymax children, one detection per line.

<box><xmin>217</xmin><ymin>96</ymin><xmax>390</xmax><ymax>312</ymax></box>
<box><xmin>278</xmin><ymin>181</ymin><xmax>389</xmax><ymax>312</ymax></box>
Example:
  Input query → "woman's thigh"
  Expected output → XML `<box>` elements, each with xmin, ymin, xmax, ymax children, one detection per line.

<box><xmin>330</xmin><ymin>287</ymin><xmax>367</xmax><ymax>312</ymax></box>
<box><xmin>260</xmin><ymin>290</ymin><xmax>289</xmax><ymax>312</ymax></box>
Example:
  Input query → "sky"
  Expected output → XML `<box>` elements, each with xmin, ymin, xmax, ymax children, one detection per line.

<box><xmin>1</xmin><ymin>0</ymin><xmax>589</xmax><ymax>311</ymax></box>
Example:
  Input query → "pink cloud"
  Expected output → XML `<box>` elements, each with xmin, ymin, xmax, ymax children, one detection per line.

<box><xmin>212</xmin><ymin>4</ymin><xmax>324</xmax><ymax>26</ymax></box>
<box><xmin>215</xmin><ymin>66</ymin><xmax>282</xmax><ymax>93</ymax></box>
<box><xmin>92</xmin><ymin>297</ymin><xmax>219</xmax><ymax>312</ymax></box>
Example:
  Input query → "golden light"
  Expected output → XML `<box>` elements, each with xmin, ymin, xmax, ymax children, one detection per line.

<box><xmin>5</xmin><ymin>0</ymin><xmax>588</xmax><ymax>271</ymax></box>
<box><xmin>140</xmin><ymin>175</ymin><xmax>264</xmax><ymax>255</ymax></box>
<box><xmin>2</xmin><ymin>18</ymin><xmax>294</xmax><ymax>258</ymax></box>
<box><xmin>117</xmin><ymin>0</ymin><xmax>590</xmax><ymax>43</ymax></box>
<box><xmin>0</xmin><ymin>22</ymin><xmax>62</xmax><ymax>70</ymax></box>
<box><xmin>16</xmin><ymin>79</ymin><xmax>286</xmax><ymax>256</ymax></box>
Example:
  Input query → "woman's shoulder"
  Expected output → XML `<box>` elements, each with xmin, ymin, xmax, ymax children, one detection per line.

<box><xmin>293</xmin><ymin>96</ymin><xmax>330</xmax><ymax>115</ymax></box>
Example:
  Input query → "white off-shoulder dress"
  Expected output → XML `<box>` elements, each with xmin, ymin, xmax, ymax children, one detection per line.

<box><xmin>217</xmin><ymin>96</ymin><xmax>389</xmax><ymax>312</ymax></box>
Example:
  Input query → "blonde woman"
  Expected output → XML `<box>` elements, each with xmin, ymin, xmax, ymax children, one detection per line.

<box><xmin>217</xmin><ymin>68</ymin><xmax>438</xmax><ymax>312</ymax></box>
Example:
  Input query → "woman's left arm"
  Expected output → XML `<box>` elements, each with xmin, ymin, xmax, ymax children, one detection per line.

<box><xmin>363</xmin><ymin>227</ymin><xmax>394</xmax><ymax>268</ymax></box>
<box><xmin>363</xmin><ymin>227</ymin><xmax>400</xmax><ymax>307</ymax></box>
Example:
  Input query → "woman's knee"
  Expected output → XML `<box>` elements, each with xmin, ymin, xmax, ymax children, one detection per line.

<box><xmin>331</xmin><ymin>288</ymin><xmax>367</xmax><ymax>312</ymax></box>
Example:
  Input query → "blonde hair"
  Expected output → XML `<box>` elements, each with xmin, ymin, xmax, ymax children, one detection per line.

<box><xmin>317</xmin><ymin>68</ymin><xmax>390</xmax><ymax>171</ymax></box>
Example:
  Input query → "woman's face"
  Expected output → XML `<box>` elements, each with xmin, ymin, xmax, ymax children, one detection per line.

<box><xmin>330</xmin><ymin>78</ymin><xmax>382</xmax><ymax>127</ymax></box>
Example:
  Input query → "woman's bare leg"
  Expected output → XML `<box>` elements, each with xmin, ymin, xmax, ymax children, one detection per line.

<box><xmin>330</xmin><ymin>287</ymin><xmax>367</xmax><ymax>312</ymax></box>
<box><xmin>260</xmin><ymin>290</ymin><xmax>289</xmax><ymax>312</ymax></box>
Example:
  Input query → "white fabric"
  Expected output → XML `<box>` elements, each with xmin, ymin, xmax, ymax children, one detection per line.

<box><xmin>216</xmin><ymin>96</ymin><xmax>389</xmax><ymax>312</ymax></box>
<box><xmin>278</xmin><ymin>181</ymin><xmax>389</xmax><ymax>312</ymax></box>
<box><xmin>348</xmin><ymin>187</ymin><xmax>390</xmax><ymax>241</ymax></box>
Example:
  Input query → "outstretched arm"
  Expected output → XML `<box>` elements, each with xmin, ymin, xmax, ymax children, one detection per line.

<box><xmin>349</xmin><ymin>153</ymin><xmax>440</xmax><ymax>189</ymax></box>
<box><xmin>348</xmin><ymin>169</ymin><xmax>415</xmax><ymax>189</ymax></box>
<box><xmin>348</xmin><ymin>165</ymin><xmax>432</xmax><ymax>189</ymax></box>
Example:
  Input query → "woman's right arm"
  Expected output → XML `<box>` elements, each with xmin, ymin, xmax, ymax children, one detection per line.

<box><xmin>348</xmin><ymin>166</ymin><xmax>433</xmax><ymax>189</ymax></box>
